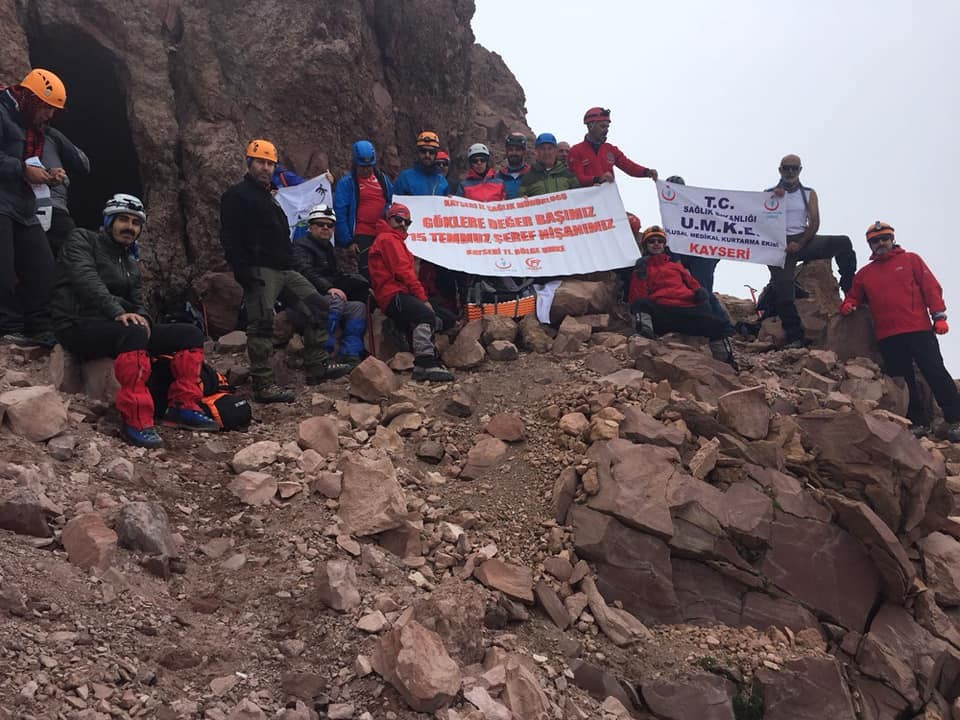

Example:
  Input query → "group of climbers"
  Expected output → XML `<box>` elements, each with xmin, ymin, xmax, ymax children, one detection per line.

<box><xmin>3</xmin><ymin>66</ymin><xmax>957</xmax><ymax>447</ymax></box>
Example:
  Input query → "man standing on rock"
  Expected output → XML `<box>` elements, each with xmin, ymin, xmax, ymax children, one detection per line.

<box><xmin>763</xmin><ymin>154</ymin><xmax>858</xmax><ymax>348</ymax></box>
<box><xmin>333</xmin><ymin>139</ymin><xmax>392</xmax><ymax>278</ymax></box>
<box><xmin>496</xmin><ymin>132</ymin><xmax>531</xmax><ymax>200</ymax></box>
<box><xmin>393</xmin><ymin>131</ymin><xmax>449</xmax><ymax>197</ymax></box>
<box><xmin>518</xmin><ymin>133</ymin><xmax>579</xmax><ymax>197</ymax></box>
<box><xmin>0</xmin><ymin>68</ymin><xmax>69</xmax><ymax>347</ymax></box>
<box><xmin>220</xmin><ymin>139</ymin><xmax>353</xmax><ymax>403</ymax></box>
<box><xmin>369</xmin><ymin>203</ymin><xmax>454</xmax><ymax>383</ymax></box>
<box><xmin>51</xmin><ymin>193</ymin><xmax>220</xmax><ymax>448</ymax></box>
<box><xmin>840</xmin><ymin>222</ymin><xmax>960</xmax><ymax>441</ymax></box>
<box><xmin>567</xmin><ymin>107</ymin><xmax>657</xmax><ymax>187</ymax></box>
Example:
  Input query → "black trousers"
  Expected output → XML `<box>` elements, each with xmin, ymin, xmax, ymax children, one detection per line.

<box><xmin>354</xmin><ymin>234</ymin><xmax>375</xmax><ymax>280</ymax></box>
<box><xmin>46</xmin><ymin>207</ymin><xmax>76</xmax><ymax>259</ymax></box>
<box><xmin>57</xmin><ymin>320</ymin><xmax>204</xmax><ymax>360</ymax></box>
<box><xmin>630</xmin><ymin>299</ymin><xmax>726</xmax><ymax>340</ymax></box>
<box><xmin>878</xmin><ymin>330</ymin><xmax>960</xmax><ymax>425</ymax></box>
<box><xmin>0</xmin><ymin>215</ymin><xmax>55</xmax><ymax>335</ymax></box>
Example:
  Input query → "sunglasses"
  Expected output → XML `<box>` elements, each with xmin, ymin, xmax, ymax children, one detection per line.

<box><xmin>437</xmin><ymin>161</ymin><xmax>449</xmax><ymax>167</ymax></box>
<box><xmin>470</xmin><ymin>157</ymin><xmax>488</xmax><ymax>164</ymax></box>
<box><xmin>418</xmin><ymin>148</ymin><xmax>437</xmax><ymax>155</ymax></box>
<box><xmin>646</xmin><ymin>237</ymin><xmax>666</xmax><ymax>244</ymax></box>
<box><xmin>779</xmin><ymin>164</ymin><xmax>801</xmax><ymax>172</ymax></box>
<box><xmin>311</xmin><ymin>221</ymin><xmax>335</xmax><ymax>229</ymax></box>
<box><xmin>391</xmin><ymin>217</ymin><xmax>412</xmax><ymax>227</ymax></box>
<box><xmin>868</xmin><ymin>235</ymin><xmax>892</xmax><ymax>244</ymax></box>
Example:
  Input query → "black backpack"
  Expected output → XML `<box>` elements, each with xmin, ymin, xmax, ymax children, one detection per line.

<box><xmin>148</xmin><ymin>357</ymin><xmax>252</xmax><ymax>430</ymax></box>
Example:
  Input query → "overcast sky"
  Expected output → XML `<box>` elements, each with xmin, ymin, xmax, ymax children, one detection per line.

<box><xmin>473</xmin><ymin>0</ymin><xmax>960</xmax><ymax>373</ymax></box>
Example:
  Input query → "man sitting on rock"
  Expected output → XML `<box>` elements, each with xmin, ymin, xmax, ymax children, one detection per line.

<box><xmin>220</xmin><ymin>138</ymin><xmax>353</xmax><ymax>403</ymax></box>
<box><xmin>629</xmin><ymin>226</ymin><xmax>737</xmax><ymax>369</ymax></box>
<box><xmin>293</xmin><ymin>204</ymin><xmax>367</xmax><ymax>365</ymax></box>
<box><xmin>368</xmin><ymin>203</ymin><xmax>454</xmax><ymax>383</ymax></box>
<box><xmin>518</xmin><ymin>133</ymin><xmax>579</xmax><ymax>197</ymax></box>
<box><xmin>50</xmin><ymin>194</ymin><xmax>219</xmax><ymax>448</ymax></box>
<box><xmin>840</xmin><ymin>221</ymin><xmax>960</xmax><ymax>441</ymax></box>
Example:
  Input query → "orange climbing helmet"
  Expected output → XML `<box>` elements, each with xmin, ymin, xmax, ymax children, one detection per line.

<box><xmin>416</xmin><ymin>131</ymin><xmax>441</xmax><ymax>149</ymax></box>
<box><xmin>20</xmin><ymin>68</ymin><xmax>66</xmax><ymax>109</ymax></box>
<box><xmin>245</xmin><ymin>139</ymin><xmax>278</xmax><ymax>162</ymax></box>
<box><xmin>865</xmin><ymin>221</ymin><xmax>895</xmax><ymax>243</ymax></box>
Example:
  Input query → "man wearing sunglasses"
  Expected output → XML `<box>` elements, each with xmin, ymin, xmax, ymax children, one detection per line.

<box><xmin>393</xmin><ymin>131</ymin><xmax>449</xmax><ymax>197</ymax></box>
<box><xmin>840</xmin><ymin>222</ymin><xmax>960</xmax><ymax>441</ymax></box>
<box><xmin>436</xmin><ymin>151</ymin><xmax>450</xmax><ymax>180</ymax></box>
<box><xmin>293</xmin><ymin>204</ymin><xmax>367</xmax><ymax>365</ymax></box>
<box><xmin>369</xmin><ymin>203</ymin><xmax>454</xmax><ymax>382</ymax></box>
<box><xmin>764</xmin><ymin>154</ymin><xmax>858</xmax><ymax>348</ymax></box>
<box><xmin>627</xmin><ymin>226</ymin><xmax>737</xmax><ymax>369</ymax></box>
<box><xmin>455</xmin><ymin>143</ymin><xmax>506</xmax><ymax>201</ymax></box>
<box><xmin>567</xmin><ymin>107</ymin><xmax>657</xmax><ymax>187</ymax></box>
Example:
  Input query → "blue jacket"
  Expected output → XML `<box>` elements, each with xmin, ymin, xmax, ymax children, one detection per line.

<box><xmin>394</xmin><ymin>164</ymin><xmax>448</xmax><ymax>197</ymax></box>
<box><xmin>496</xmin><ymin>163</ymin><xmax>531</xmax><ymax>200</ymax></box>
<box><xmin>333</xmin><ymin>169</ymin><xmax>393</xmax><ymax>247</ymax></box>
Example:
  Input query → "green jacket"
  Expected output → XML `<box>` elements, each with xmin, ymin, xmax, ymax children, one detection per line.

<box><xmin>50</xmin><ymin>228</ymin><xmax>148</xmax><ymax>331</ymax></box>
<box><xmin>517</xmin><ymin>161</ymin><xmax>579</xmax><ymax>197</ymax></box>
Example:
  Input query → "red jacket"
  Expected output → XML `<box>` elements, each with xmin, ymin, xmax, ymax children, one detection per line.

<box><xmin>456</xmin><ymin>168</ymin><xmax>506</xmax><ymax>202</ymax></box>
<box><xmin>567</xmin><ymin>137</ymin><xmax>649</xmax><ymax>187</ymax></box>
<box><xmin>841</xmin><ymin>247</ymin><xmax>946</xmax><ymax>340</ymax></box>
<box><xmin>628</xmin><ymin>253</ymin><xmax>701</xmax><ymax>307</ymax></box>
<box><xmin>368</xmin><ymin>219</ymin><xmax>427</xmax><ymax>310</ymax></box>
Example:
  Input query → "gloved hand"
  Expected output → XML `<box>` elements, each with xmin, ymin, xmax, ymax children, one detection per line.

<box><xmin>692</xmin><ymin>287</ymin><xmax>709</xmax><ymax>304</ymax></box>
<box><xmin>839</xmin><ymin>298</ymin><xmax>857</xmax><ymax>316</ymax></box>
<box><xmin>934</xmin><ymin>318</ymin><xmax>949</xmax><ymax>335</ymax></box>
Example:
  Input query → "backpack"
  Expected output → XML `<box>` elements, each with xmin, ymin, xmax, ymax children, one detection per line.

<box><xmin>148</xmin><ymin>357</ymin><xmax>252</xmax><ymax>431</ymax></box>
<box><xmin>464</xmin><ymin>276</ymin><xmax>537</xmax><ymax>321</ymax></box>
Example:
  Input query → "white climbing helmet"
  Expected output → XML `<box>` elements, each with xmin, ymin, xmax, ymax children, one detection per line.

<box><xmin>466</xmin><ymin>143</ymin><xmax>490</xmax><ymax>160</ymax></box>
<box><xmin>307</xmin><ymin>204</ymin><xmax>336</xmax><ymax>223</ymax></box>
<box><xmin>103</xmin><ymin>193</ymin><xmax>146</xmax><ymax>223</ymax></box>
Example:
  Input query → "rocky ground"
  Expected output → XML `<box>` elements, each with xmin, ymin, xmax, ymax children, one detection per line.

<box><xmin>2</xmin><ymin>282</ymin><xmax>960</xmax><ymax>720</ymax></box>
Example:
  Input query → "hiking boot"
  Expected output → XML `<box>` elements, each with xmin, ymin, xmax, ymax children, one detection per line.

<box><xmin>909</xmin><ymin>424</ymin><xmax>931</xmax><ymax>439</ymax></box>
<box><xmin>162</xmin><ymin>406</ymin><xmax>220</xmax><ymax>432</ymax></box>
<box><xmin>633</xmin><ymin>312</ymin><xmax>655</xmax><ymax>339</ymax></box>
<box><xmin>709</xmin><ymin>338</ymin><xmax>739</xmax><ymax>372</ymax></box>
<box><xmin>253</xmin><ymin>384</ymin><xmax>295</xmax><ymax>403</ymax></box>
<box><xmin>305</xmin><ymin>359</ymin><xmax>354</xmax><ymax>385</ymax></box>
<box><xmin>121</xmin><ymin>425</ymin><xmax>164</xmax><ymax>449</ymax></box>
<box><xmin>781</xmin><ymin>336</ymin><xmax>809</xmax><ymax>350</ymax></box>
<box><xmin>412</xmin><ymin>364</ymin><xmax>454</xmax><ymax>383</ymax></box>
<box><xmin>1</xmin><ymin>332</ymin><xmax>32</xmax><ymax>345</ymax></box>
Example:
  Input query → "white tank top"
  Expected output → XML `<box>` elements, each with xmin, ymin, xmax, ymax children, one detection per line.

<box><xmin>784</xmin><ymin>187</ymin><xmax>808</xmax><ymax>235</ymax></box>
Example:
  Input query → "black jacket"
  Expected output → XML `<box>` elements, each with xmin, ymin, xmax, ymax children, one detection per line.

<box><xmin>0</xmin><ymin>89</ymin><xmax>39</xmax><ymax>225</ymax></box>
<box><xmin>50</xmin><ymin>228</ymin><xmax>148</xmax><ymax>331</ymax></box>
<box><xmin>292</xmin><ymin>233</ymin><xmax>338</xmax><ymax>294</ymax></box>
<box><xmin>219</xmin><ymin>174</ymin><xmax>293</xmax><ymax>271</ymax></box>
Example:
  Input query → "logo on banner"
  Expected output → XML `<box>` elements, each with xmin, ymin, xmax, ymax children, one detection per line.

<box><xmin>524</xmin><ymin>258</ymin><xmax>542</xmax><ymax>271</ymax></box>
<box><xmin>494</xmin><ymin>257</ymin><xmax>513</xmax><ymax>270</ymax></box>
<box><xmin>660</xmin><ymin>186</ymin><xmax>677</xmax><ymax>202</ymax></box>
<box><xmin>763</xmin><ymin>197</ymin><xmax>780</xmax><ymax>212</ymax></box>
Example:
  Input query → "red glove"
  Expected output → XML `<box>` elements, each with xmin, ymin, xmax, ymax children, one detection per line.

<box><xmin>839</xmin><ymin>298</ymin><xmax>857</xmax><ymax>316</ymax></box>
<box><xmin>934</xmin><ymin>318</ymin><xmax>949</xmax><ymax>335</ymax></box>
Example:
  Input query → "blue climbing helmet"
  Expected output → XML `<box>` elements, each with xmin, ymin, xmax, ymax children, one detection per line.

<box><xmin>352</xmin><ymin>140</ymin><xmax>376</xmax><ymax>167</ymax></box>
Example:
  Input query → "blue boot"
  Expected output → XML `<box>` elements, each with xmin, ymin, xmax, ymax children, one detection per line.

<box><xmin>162</xmin><ymin>406</ymin><xmax>220</xmax><ymax>432</ymax></box>
<box><xmin>121</xmin><ymin>425</ymin><xmax>164</xmax><ymax>449</ymax></box>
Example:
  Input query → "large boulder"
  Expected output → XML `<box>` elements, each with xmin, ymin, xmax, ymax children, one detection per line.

<box><xmin>642</xmin><ymin>673</ymin><xmax>735</xmax><ymax>720</ymax></box>
<box><xmin>634</xmin><ymin>349</ymin><xmax>742</xmax><ymax>403</ymax></box>
<box><xmin>338</xmin><ymin>452</ymin><xmax>406</xmax><ymax>536</ymax></box>
<box><xmin>0</xmin><ymin>385</ymin><xmax>69</xmax><ymax>442</ymax></box>
<box><xmin>921</xmin><ymin>532</ymin><xmax>960</xmax><ymax>606</ymax></box>
<box><xmin>716</xmin><ymin>386</ymin><xmax>771</xmax><ymax>440</ymax></box>
<box><xmin>372</xmin><ymin>620</ymin><xmax>462</xmax><ymax>712</ymax></box>
<box><xmin>349</xmin><ymin>356</ymin><xmax>400</xmax><ymax>402</ymax></box>
<box><xmin>549</xmin><ymin>276</ymin><xmax>617</xmax><ymax>324</ymax></box>
<box><xmin>796</xmin><ymin>409</ymin><xmax>946</xmax><ymax>532</ymax></box>
<box><xmin>757</xmin><ymin>656</ymin><xmax>857</xmax><ymax>720</ymax></box>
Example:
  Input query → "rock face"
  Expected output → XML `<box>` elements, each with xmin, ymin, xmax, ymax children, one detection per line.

<box><xmin>0</xmin><ymin>0</ymin><xmax>529</xmax><ymax>303</ymax></box>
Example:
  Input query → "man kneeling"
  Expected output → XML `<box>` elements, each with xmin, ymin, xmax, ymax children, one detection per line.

<box><xmin>368</xmin><ymin>203</ymin><xmax>453</xmax><ymax>382</ymax></box>
<box><xmin>629</xmin><ymin>225</ymin><xmax>737</xmax><ymax>369</ymax></box>
<box><xmin>51</xmin><ymin>194</ymin><xmax>218</xmax><ymax>448</ymax></box>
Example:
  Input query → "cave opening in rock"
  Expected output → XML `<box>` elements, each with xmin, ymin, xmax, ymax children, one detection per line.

<box><xmin>27</xmin><ymin>26</ymin><xmax>143</xmax><ymax>232</ymax></box>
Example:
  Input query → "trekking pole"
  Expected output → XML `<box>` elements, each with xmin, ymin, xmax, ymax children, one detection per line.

<box><xmin>744</xmin><ymin>285</ymin><xmax>762</xmax><ymax>319</ymax></box>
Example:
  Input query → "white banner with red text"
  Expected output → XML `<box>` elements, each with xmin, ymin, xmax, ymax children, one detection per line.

<box><xmin>394</xmin><ymin>184</ymin><xmax>640</xmax><ymax>276</ymax></box>
<box><xmin>655</xmin><ymin>180</ymin><xmax>787</xmax><ymax>268</ymax></box>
